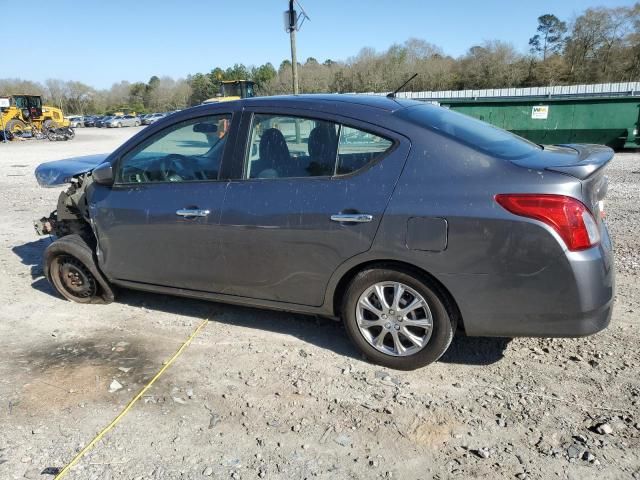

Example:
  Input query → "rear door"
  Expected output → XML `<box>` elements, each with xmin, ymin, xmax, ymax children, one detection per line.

<box><xmin>91</xmin><ymin>111</ymin><xmax>238</xmax><ymax>291</ymax></box>
<box><xmin>216</xmin><ymin>108</ymin><xmax>410</xmax><ymax>306</ymax></box>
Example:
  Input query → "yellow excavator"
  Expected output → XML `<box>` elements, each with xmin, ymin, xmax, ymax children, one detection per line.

<box><xmin>202</xmin><ymin>80</ymin><xmax>256</xmax><ymax>104</ymax></box>
<box><xmin>0</xmin><ymin>94</ymin><xmax>70</xmax><ymax>136</ymax></box>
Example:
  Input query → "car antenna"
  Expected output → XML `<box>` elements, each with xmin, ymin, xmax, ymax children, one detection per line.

<box><xmin>387</xmin><ymin>73</ymin><xmax>418</xmax><ymax>99</ymax></box>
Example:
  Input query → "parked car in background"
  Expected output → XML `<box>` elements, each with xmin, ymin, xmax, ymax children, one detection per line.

<box><xmin>83</xmin><ymin>116</ymin><xmax>98</xmax><ymax>127</ymax></box>
<box><xmin>142</xmin><ymin>112</ymin><xmax>165</xmax><ymax>125</ymax></box>
<box><xmin>95</xmin><ymin>116</ymin><xmax>113</xmax><ymax>128</ymax></box>
<box><xmin>105</xmin><ymin>115</ymin><xmax>141</xmax><ymax>128</ymax></box>
<box><xmin>67</xmin><ymin>116</ymin><xmax>84</xmax><ymax>128</ymax></box>
<box><xmin>33</xmin><ymin>95</ymin><xmax>614</xmax><ymax>370</ymax></box>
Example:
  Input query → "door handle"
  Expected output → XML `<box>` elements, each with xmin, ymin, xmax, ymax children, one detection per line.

<box><xmin>330</xmin><ymin>213</ymin><xmax>373</xmax><ymax>223</ymax></box>
<box><xmin>176</xmin><ymin>208</ymin><xmax>210</xmax><ymax>217</ymax></box>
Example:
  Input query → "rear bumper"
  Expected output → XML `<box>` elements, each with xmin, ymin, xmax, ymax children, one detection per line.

<box><xmin>444</xmin><ymin>224</ymin><xmax>615</xmax><ymax>338</ymax></box>
<box><xmin>461</xmin><ymin>298</ymin><xmax>613</xmax><ymax>338</ymax></box>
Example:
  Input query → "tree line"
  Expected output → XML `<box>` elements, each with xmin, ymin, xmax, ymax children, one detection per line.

<box><xmin>1</xmin><ymin>4</ymin><xmax>639</xmax><ymax>114</ymax></box>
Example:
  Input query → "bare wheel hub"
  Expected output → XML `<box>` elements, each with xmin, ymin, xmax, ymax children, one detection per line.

<box><xmin>58</xmin><ymin>256</ymin><xmax>97</xmax><ymax>298</ymax></box>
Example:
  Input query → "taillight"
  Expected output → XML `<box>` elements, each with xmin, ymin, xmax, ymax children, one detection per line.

<box><xmin>495</xmin><ymin>194</ymin><xmax>600</xmax><ymax>251</ymax></box>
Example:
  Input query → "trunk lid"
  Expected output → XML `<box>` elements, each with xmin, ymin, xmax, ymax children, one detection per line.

<box><xmin>511</xmin><ymin>144</ymin><xmax>613</xmax><ymax>219</ymax></box>
<box><xmin>511</xmin><ymin>144</ymin><xmax>613</xmax><ymax>180</ymax></box>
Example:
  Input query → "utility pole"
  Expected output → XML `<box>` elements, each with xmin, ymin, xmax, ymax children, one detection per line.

<box><xmin>285</xmin><ymin>0</ymin><xmax>309</xmax><ymax>95</ymax></box>
<box><xmin>287</xmin><ymin>1</ymin><xmax>299</xmax><ymax>94</ymax></box>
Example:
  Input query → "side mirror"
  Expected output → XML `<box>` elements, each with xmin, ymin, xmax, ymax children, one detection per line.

<box><xmin>193</xmin><ymin>123</ymin><xmax>218</xmax><ymax>134</ymax></box>
<box><xmin>92</xmin><ymin>162</ymin><xmax>114</xmax><ymax>186</ymax></box>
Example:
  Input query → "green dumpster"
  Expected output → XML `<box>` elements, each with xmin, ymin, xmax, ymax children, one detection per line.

<box><xmin>437</xmin><ymin>96</ymin><xmax>640</xmax><ymax>149</ymax></box>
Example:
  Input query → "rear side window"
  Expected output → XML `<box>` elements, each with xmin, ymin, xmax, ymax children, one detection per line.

<box><xmin>245</xmin><ymin>114</ymin><xmax>393</xmax><ymax>179</ymax></box>
<box><xmin>337</xmin><ymin>126</ymin><xmax>393</xmax><ymax>175</ymax></box>
<box><xmin>397</xmin><ymin>104</ymin><xmax>540</xmax><ymax>160</ymax></box>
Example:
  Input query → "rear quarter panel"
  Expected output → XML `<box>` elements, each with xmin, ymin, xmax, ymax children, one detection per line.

<box><xmin>368</xmin><ymin>122</ymin><xmax>591</xmax><ymax>335</ymax></box>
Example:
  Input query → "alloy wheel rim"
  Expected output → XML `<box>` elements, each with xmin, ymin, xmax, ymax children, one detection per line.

<box><xmin>356</xmin><ymin>281</ymin><xmax>433</xmax><ymax>357</ymax></box>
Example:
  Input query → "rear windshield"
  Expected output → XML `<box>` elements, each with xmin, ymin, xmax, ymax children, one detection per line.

<box><xmin>397</xmin><ymin>104</ymin><xmax>541</xmax><ymax>160</ymax></box>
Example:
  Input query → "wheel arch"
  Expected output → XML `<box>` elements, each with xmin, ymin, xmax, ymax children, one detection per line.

<box><xmin>44</xmin><ymin>234</ymin><xmax>115</xmax><ymax>304</ymax></box>
<box><xmin>330</xmin><ymin>259</ymin><xmax>464</xmax><ymax>332</ymax></box>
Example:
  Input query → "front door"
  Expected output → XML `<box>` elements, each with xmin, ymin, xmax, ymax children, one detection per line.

<box><xmin>91</xmin><ymin>112</ymin><xmax>235</xmax><ymax>292</ymax></box>
<box><xmin>217</xmin><ymin>110</ymin><xmax>410</xmax><ymax>306</ymax></box>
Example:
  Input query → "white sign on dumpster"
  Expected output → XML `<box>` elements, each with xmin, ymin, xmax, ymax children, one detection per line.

<box><xmin>0</xmin><ymin>98</ymin><xmax>9</xmax><ymax>108</ymax></box>
<box><xmin>532</xmin><ymin>105</ymin><xmax>549</xmax><ymax>119</ymax></box>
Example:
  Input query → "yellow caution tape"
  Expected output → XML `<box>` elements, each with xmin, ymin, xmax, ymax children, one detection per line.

<box><xmin>54</xmin><ymin>318</ymin><xmax>208</xmax><ymax>479</ymax></box>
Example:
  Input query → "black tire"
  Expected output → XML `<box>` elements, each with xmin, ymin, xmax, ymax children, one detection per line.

<box><xmin>44</xmin><ymin>234</ymin><xmax>115</xmax><ymax>304</ymax></box>
<box><xmin>341</xmin><ymin>267</ymin><xmax>455</xmax><ymax>370</ymax></box>
<box><xmin>5</xmin><ymin>118</ymin><xmax>27</xmax><ymax>135</ymax></box>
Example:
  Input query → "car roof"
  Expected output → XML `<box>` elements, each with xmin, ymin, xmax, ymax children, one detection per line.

<box><xmin>241</xmin><ymin>94</ymin><xmax>422</xmax><ymax>113</ymax></box>
<box><xmin>184</xmin><ymin>94</ymin><xmax>420</xmax><ymax>116</ymax></box>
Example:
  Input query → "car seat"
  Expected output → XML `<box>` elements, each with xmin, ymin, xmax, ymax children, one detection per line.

<box><xmin>255</xmin><ymin>128</ymin><xmax>290</xmax><ymax>178</ymax></box>
<box><xmin>307</xmin><ymin>125</ymin><xmax>338</xmax><ymax>176</ymax></box>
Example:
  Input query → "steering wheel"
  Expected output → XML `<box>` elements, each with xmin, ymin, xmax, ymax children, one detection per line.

<box><xmin>159</xmin><ymin>154</ymin><xmax>196</xmax><ymax>182</ymax></box>
<box><xmin>122</xmin><ymin>166</ymin><xmax>150</xmax><ymax>183</ymax></box>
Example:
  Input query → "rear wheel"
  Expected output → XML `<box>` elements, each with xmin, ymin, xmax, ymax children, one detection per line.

<box><xmin>117</xmin><ymin>122</ymin><xmax>122</xmax><ymax>128</ymax></box>
<box><xmin>134</xmin><ymin>121</ymin><xmax>140</xmax><ymax>127</ymax></box>
<box><xmin>49</xmin><ymin>254</ymin><xmax>99</xmax><ymax>303</ymax></box>
<box><xmin>342</xmin><ymin>268</ymin><xmax>455</xmax><ymax>370</ymax></box>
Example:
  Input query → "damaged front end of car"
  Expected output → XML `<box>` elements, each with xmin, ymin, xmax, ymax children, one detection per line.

<box><xmin>33</xmin><ymin>154</ymin><xmax>115</xmax><ymax>304</ymax></box>
<box><xmin>34</xmin><ymin>172</ymin><xmax>94</xmax><ymax>238</ymax></box>
<box><xmin>33</xmin><ymin>153</ymin><xmax>108</xmax><ymax>239</ymax></box>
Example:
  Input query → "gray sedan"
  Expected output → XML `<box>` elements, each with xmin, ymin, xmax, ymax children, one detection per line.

<box><xmin>105</xmin><ymin>115</ymin><xmax>140</xmax><ymax>128</ymax></box>
<box><xmin>142</xmin><ymin>113</ymin><xmax>166</xmax><ymax>125</ymax></box>
<box><xmin>33</xmin><ymin>95</ymin><xmax>614</xmax><ymax>370</ymax></box>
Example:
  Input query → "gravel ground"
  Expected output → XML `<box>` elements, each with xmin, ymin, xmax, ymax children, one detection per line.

<box><xmin>0</xmin><ymin>129</ymin><xmax>638</xmax><ymax>480</ymax></box>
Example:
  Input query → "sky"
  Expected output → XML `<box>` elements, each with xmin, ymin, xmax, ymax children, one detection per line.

<box><xmin>1</xmin><ymin>0</ymin><xmax>634</xmax><ymax>89</ymax></box>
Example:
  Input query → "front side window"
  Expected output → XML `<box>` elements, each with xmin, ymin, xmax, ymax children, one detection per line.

<box><xmin>245</xmin><ymin>114</ymin><xmax>393</xmax><ymax>179</ymax></box>
<box><xmin>116</xmin><ymin>114</ymin><xmax>231</xmax><ymax>184</ymax></box>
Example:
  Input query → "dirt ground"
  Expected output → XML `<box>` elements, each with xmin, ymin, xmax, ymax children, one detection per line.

<box><xmin>0</xmin><ymin>128</ymin><xmax>638</xmax><ymax>480</ymax></box>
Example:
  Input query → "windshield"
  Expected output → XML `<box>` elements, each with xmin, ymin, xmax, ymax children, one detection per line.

<box><xmin>397</xmin><ymin>104</ymin><xmax>541</xmax><ymax>160</ymax></box>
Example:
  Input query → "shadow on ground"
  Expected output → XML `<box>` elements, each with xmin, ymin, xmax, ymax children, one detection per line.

<box><xmin>12</xmin><ymin>238</ymin><xmax>52</xmax><ymax>278</ymax></box>
<box><xmin>12</xmin><ymin>239</ymin><xmax>57</xmax><ymax>296</ymax></box>
<box><xmin>14</xmin><ymin>239</ymin><xmax>510</xmax><ymax>367</ymax></box>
